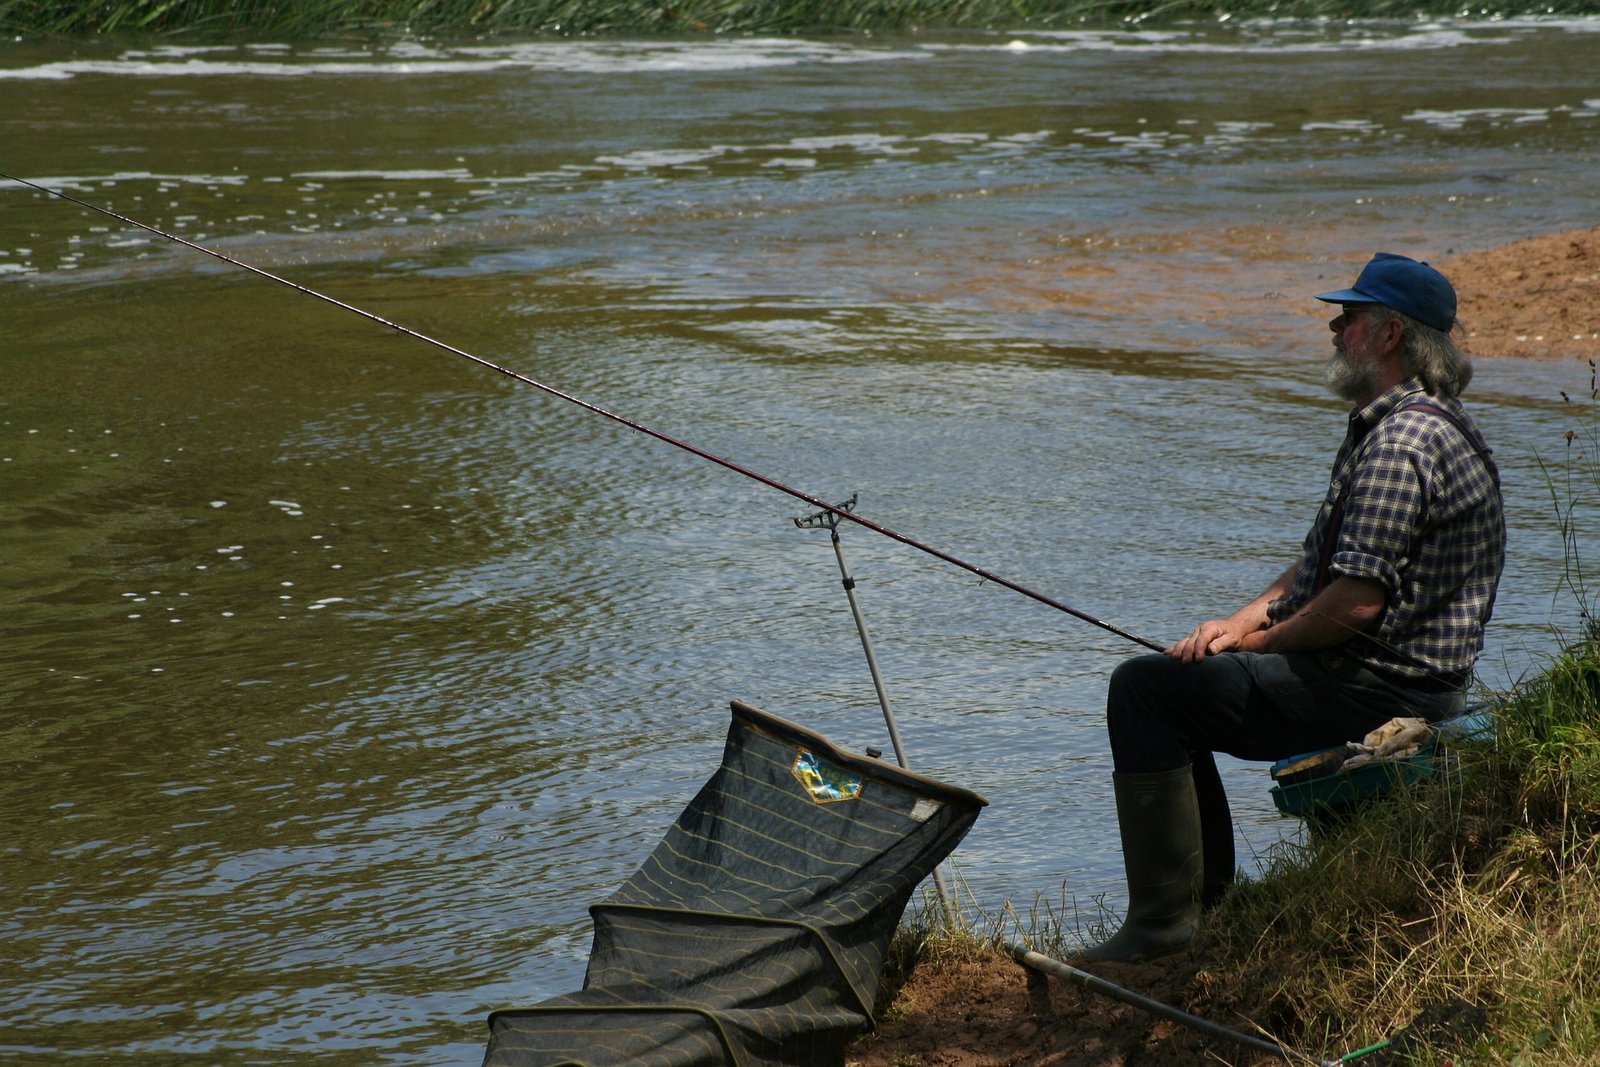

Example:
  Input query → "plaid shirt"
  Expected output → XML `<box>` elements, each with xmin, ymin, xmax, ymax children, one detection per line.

<box><xmin>1268</xmin><ymin>378</ymin><xmax>1505</xmax><ymax>684</ymax></box>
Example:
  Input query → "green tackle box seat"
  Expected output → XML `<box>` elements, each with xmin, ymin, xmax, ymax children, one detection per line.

<box><xmin>1268</xmin><ymin>707</ymin><xmax>1493</xmax><ymax>820</ymax></box>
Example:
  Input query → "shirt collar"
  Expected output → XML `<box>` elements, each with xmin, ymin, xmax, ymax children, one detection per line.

<box><xmin>1349</xmin><ymin>376</ymin><xmax>1429</xmax><ymax>437</ymax></box>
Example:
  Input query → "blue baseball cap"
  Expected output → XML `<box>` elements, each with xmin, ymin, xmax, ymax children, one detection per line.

<box><xmin>1315</xmin><ymin>252</ymin><xmax>1457</xmax><ymax>332</ymax></box>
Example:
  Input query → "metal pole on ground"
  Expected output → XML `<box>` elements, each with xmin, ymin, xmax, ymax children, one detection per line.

<box><xmin>793</xmin><ymin>494</ymin><xmax>956</xmax><ymax>920</ymax></box>
<box><xmin>1007</xmin><ymin>943</ymin><xmax>1340</xmax><ymax>1067</ymax></box>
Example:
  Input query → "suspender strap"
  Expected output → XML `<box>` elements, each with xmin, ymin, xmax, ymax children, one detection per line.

<box><xmin>1393</xmin><ymin>400</ymin><xmax>1499</xmax><ymax>481</ymax></box>
<box><xmin>1312</xmin><ymin>496</ymin><xmax>1347</xmax><ymax>595</ymax></box>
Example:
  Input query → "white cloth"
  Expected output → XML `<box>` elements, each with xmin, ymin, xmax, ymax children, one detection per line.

<box><xmin>1340</xmin><ymin>717</ymin><xmax>1431</xmax><ymax>770</ymax></box>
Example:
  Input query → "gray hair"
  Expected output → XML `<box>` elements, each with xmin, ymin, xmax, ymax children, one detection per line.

<box><xmin>1368</xmin><ymin>305</ymin><xmax>1474</xmax><ymax>397</ymax></box>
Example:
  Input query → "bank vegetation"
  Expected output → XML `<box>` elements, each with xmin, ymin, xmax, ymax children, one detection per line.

<box><xmin>4</xmin><ymin>0</ymin><xmax>1600</xmax><ymax>38</ymax></box>
<box><xmin>869</xmin><ymin>616</ymin><xmax>1600</xmax><ymax>1065</ymax></box>
<box><xmin>1205</xmin><ymin>627</ymin><xmax>1600</xmax><ymax>1064</ymax></box>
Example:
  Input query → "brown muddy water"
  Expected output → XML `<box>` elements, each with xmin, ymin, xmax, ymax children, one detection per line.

<box><xmin>3</xmin><ymin>20</ymin><xmax>1600</xmax><ymax>1063</ymax></box>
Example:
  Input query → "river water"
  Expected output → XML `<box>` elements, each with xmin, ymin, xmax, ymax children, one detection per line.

<box><xmin>3</xmin><ymin>18</ymin><xmax>1599</xmax><ymax>1064</ymax></box>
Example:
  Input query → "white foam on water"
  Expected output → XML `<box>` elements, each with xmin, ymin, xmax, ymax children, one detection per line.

<box><xmin>454</xmin><ymin>37</ymin><xmax>931</xmax><ymax>74</ymax></box>
<box><xmin>0</xmin><ymin>56</ymin><xmax>518</xmax><ymax>80</ymax></box>
<box><xmin>1207</xmin><ymin>120</ymin><xmax>1278</xmax><ymax>146</ymax></box>
<box><xmin>0</xmin><ymin>36</ymin><xmax>930</xmax><ymax>81</ymax></box>
<box><xmin>24</xmin><ymin>20</ymin><xmax>1582</xmax><ymax>87</ymax></box>
<box><xmin>1403</xmin><ymin>107</ymin><xmax>1553</xmax><ymax>130</ymax></box>
<box><xmin>1109</xmin><ymin>130</ymin><xmax>1186</xmax><ymax>149</ymax></box>
<box><xmin>589</xmin><ymin>128</ymin><xmax>1001</xmax><ymax>175</ymax></box>
<box><xmin>1302</xmin><ymin>118</ymin><xmax>1384</xmax><ymax>132</ymax></box>
<box><xmin>291</xmin><ymin>168</ymin><xmax>473</xmax><ymax>182</ymax></box>
<box><xmin>930</xmin><ymin>16</ymin><xmax>1600</xmax><ymax>55</ymax></box>
<box><xmin>4</xmin><ymin>171</ymin><xmax>249</xmax><ymax>194</ymax></box>
<box><xmin>597</xmin><ymin>148</ymin><xmax>728</xmax><ymax>170</ymax></box>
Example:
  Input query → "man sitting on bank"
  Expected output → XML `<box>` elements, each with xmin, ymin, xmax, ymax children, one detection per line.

<box><xmin>1085</xmin><ymin>252</ymin><xmax>1506</xmax><ymax>963</ymax></box>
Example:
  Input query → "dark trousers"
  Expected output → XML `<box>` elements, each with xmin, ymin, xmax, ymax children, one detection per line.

<box><xmin>1107</xmin><ymin>650</ymin><xmax>1465</xmax><ymax>775</ymax></box>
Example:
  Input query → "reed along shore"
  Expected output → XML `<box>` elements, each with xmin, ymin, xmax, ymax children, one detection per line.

<box><xmin>6</xmin><ymin>0</ymin><xmax>1600</xmax><ymax>38</ymax></box>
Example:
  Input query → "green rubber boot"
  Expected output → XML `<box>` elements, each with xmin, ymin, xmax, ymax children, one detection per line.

<box><xmin>1191</xmin><ymin>751</ymin><xmax>1236</xmax><ymax>911</ymax></box>
<box><xmin>1082</xmin><ymin>765</ymin><xmax>1204</xmax><ymax>962</ymax></box>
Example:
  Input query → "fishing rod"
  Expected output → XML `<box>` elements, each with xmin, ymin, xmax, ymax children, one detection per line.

<box><xmin>3</xmin><ymin>171</ymin><xmax>1164</xmax><ymax>654</ymax></box>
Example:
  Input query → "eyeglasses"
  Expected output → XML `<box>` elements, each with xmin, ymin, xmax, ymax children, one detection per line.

<box><xmin>1339</xmin><ymin>304</ymin><xmax>1377</xmax><ymax>321</ymax></box>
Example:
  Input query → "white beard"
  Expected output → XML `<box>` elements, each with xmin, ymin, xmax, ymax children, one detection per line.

<box><xmin>1324</xmin><ymin>344</ymin><xmax>1379</xmax><ymax>403</ymax></box>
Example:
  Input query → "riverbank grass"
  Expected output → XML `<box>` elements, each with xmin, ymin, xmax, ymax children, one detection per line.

<box><xmin>7</xmin><ymin>0</ymin><xmax>1600</xmax><ymax>37</ymax></box>
<box><xmin>882</xmin><ymin>633</ymin><xmax>1600</xmax><ymax>1063</ymax></box>
<box><xmin>1205</xmin><ymin>635</ymin><xmax>1600</xmax><ymax>1063</ymax></box>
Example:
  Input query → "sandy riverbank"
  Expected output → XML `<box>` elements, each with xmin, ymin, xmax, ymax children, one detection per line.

<box><xmin>1447</xmin><ymin>225</ymin><xmax>1600</xmax><ymax>360</ymax></box>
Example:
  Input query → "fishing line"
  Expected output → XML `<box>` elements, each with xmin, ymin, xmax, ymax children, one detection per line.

<box><xmin>3</xmin><ymin>171</ymin><xmax>1164</xmax><ymax>654</ymax></box>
